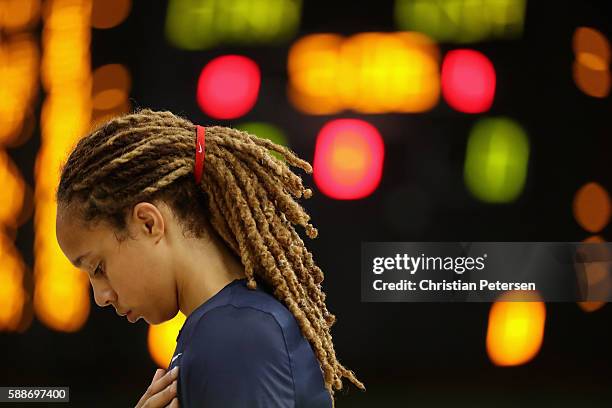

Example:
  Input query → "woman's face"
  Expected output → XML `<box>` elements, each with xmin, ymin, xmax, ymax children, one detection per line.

<box><xmin>55</xmin><ymin>202</ymin><xmax>179</xmax><ymax>325</ymax></box>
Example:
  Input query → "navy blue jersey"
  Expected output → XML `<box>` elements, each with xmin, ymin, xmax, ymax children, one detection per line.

<box><xmin>167</xmin><ymin>278</ymin><xmax>332</xmax><ymax>408</ymax></box>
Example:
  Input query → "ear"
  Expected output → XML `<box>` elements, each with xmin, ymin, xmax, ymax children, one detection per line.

<box><xmin>131</xmin><ymin>201</ymin><xmax>165</xmax><ymax>242</ymax></box>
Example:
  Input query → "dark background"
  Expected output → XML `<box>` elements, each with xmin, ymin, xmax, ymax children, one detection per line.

<box><xmin>2</xmin><ymin>0</ymin><xmax>612</xmax><ymax>406</ymax></box>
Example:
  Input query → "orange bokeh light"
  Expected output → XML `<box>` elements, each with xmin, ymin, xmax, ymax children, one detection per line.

<box><xmin>486</xmin><ymin>291</ymin><xmax>546</xmax><ymax>366</ymax></box>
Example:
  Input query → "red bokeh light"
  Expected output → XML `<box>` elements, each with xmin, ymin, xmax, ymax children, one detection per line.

<box><xmin>196</xmin><ymin>55</ymin><xmax>261</xmax><ymax>119</ymax></box>
<box><xmin>441</xmin><ymin>49</ymin><xmax>496</xmax><ymax>113</ymax></box>
<box><xmin>313</xmin><ymin>119</ymin><xmax>385</xmax><ymax>200</ymax></box>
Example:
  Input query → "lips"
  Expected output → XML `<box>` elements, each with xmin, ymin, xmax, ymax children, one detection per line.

<box><xmin>127</xmin><ymin>310</ymin><xmax>137</xmax><ymax>323</ymax></box>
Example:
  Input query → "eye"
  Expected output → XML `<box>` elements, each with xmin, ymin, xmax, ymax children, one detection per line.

<box><xmin>93</xmin><ymin>263</ymin><xmax>104</xmax><ymax>277</ymax></box>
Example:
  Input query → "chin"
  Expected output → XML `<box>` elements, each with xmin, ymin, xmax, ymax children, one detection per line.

<box><xmin>146</xmin><ymin>314</ymin><xmax>165</xmax><ymax>325</ymax></box>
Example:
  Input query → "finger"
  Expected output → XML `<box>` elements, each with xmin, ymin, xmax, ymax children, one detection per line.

<box><xmin>152</xmin><ymin>368</ymin><xmax>165</xmax><ymax>383</ymax></box>
<box><xmin>135</xmin><ymin>369</ymin><xmax>173</xmax><ymax>408</ymax></box>
<box><xmin>164</xmin><ymin>397</ymin><xmax>179</xmax><ymax>408</ymax></box>
<box><xmin>136</xmin><ymin>373</ymin><xmax>159</xmax><ymax>408</ymax></box>
<box><xmin>148</xmin><ymin>367</ymin><xmax>179</xmax><ymax>397</ymax></box>
<box><xmin>139</xmin><ymin>369</ymin><xmax>167</xmax><ymax>403</ymax></box>
<box><xmin>147</xmin><ymin>380</ymin><xmax>177</xmax><ymax>408</ymax></box>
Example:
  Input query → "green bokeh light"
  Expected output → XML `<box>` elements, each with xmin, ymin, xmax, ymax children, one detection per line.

<box><xmin>464</xmin><ymin>117</ymin><xmax>529</xmax><ymax>203</ymax></box>
<box><xmin>235</xmin><ymin>122</ymin><xmax>288</xmax><ymax>162</ymax></box>
<box><xmin>165</xmin><ymin>0</ymin><xmax>302</xmax><ymax>50</ymax></box>
<box><xmin>394</xmin><ymin>0</ymin><xmax>526</xmax><ymax>44</ymax></box>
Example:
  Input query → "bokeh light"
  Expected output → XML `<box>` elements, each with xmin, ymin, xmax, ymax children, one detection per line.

<box><xmin>577</xmin><ymin>239</ymin><xmax>609</xmax><ymax>313</ymax></box>
<box><xmin>197</xmin><ymin>55</ymin><xmax>261</xmax><ymax>120</ymax></box>
<box><xmin>148</xmin><ymin>312</ymin><xmax>186</xmax><ymax>368</ymax></box>
<box><xmin>91</xmin><ymin>0</ymin><xmax>131</xmax><ymax>29</ymax></box>
<box><xmin>0</xmin><ymin>151</ymin><xmax>26</xmax><ymax>229</ymax></box>
<box><xmin>464</xmin><ymin>117</ymin><xmax>529</xmax><ymax>203</ymax></box>
<box><xmin>394</xmin><ymin>0</ymin><xmax>527</xmax><ymax>43</ymax></box>
<box><xmin>441</xmin><ymin>49</ymin><xmax>496</xmax><ymax>113</ymax></box>
<box><xmin>313</xmin><ymin>119</ymin><xmax>384</xmax><ymax>200</ymax></box>
<box><xmin>0</xmin><ymin>234</ymin><xmax>27</xmax><ymax>332</ymax></box>
<box><xmin>165</xmin><ymin>0</ymin><xmax>302</xmax><ymax>50</ymax></box>
<box><xmin>572</xmin><ymin>27</ymin><xmax>610</xmax><ymax>98</ymax></box>
<box><xmin>288</xmin><ymin>32</ymin><xmax>440</xmax><ymax>114</ymax></box>
<box><xmin>235</xmin><ymin>122</ymin><xmax>288</xmax><ymax>162</ymax></box>
<box><xmin>578</xmin><ymin>301</ymin><xmax>607</xmax><ymax>313</ymax></box>
<box><xmin>576</xmin><ymin>258</ymin><xmax>612</xmax><ymax>311</ymax></box>
<box><xmin>573</xmin><ymin>182</ymin><xmax>611</xmax><ymax>233</ymax></box>
<box><xmin>92</xmin><ymin>64</ymin><xmax>131</xmax><ymax>108</ymax></box>
<box><xmin>0</xmin><ymin>33</ymin><xmax>40</xmax><ymax>146</ymax></box>
<box><xmin>486</xmin><ymin>291</ymin><xmax>546</xmax><ymax>366</ymax></box>
<box><xmin>0</xmin><ymin>0</ymin><xmax>41</xmax><ymax>32</ymax></box>
<box><xmin>574</xmin><ymin>182</ymin><xmax>611</xmax><ymax>312</ymax></box>
<box><xmin>91</xmin><ymin>63</ymin><xmax>132</xmax><ymax>128</ymax></box>
<box><xmin>34</xmin><ymin>0</ymin><xmax>93</xmax><ymax>333</ymax></box>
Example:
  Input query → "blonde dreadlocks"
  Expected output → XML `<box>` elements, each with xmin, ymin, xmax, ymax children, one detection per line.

<box><xmin>56</xmin><ymin>108</ymin><xmax>365</xmax><ymax>405</ymax></box>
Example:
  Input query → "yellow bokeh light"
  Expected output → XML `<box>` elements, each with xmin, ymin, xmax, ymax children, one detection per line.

<box><xmin>40</xmin><ymin>90</ymin><xmax>93</xmax><ymax>143</ymax></box>
<box><xmin>486</xmin><ymin>291</ymin><xmax>546</xmax><ymax>366</ymax></box>
<box><xmin>34</xmin><ymin>0</ymin><xmax>93</xmax><ymax>333</ymax></box>
<box><xmin>42</xmin><ymin>0</ymin><xmax>92</xmax><ymax>30</ymax></box>
<box><xmin>0</xmin><ymin>0</ymin><xmax>41</xmax><ymax>31</ymax></box>
<box><xmin>33</xmin><ymin>203</ymin><xmax>91</xmax><ymax>332</ymax></box>
<box><xmin>287</xmin><ymin>34</ymin><xmax>344</xmax><ymax>114</ymax></box>
<box><xmin>0</xmin><ymin>33</ymin><xmax>40</xmax><ymax>145</ymax></box>
<box><xmin>288</xmin><ymin>32</ymin><xmax>440</xmax><ymax>114</ymax></box>
<box><xmin>0</xmin><ymin>150</ymin><xmax>26</xmax><ymax>228</ymax></box>
<box><xmin>34</xmin><ymin>267</ymin><xmax>90</xmax><ymax>332</ymax></box>
<box><xmin>0</xmin><ymin>234</ymin><xmax>27</xmax><ymax>331</ymax></box>
<box><xmin>148</xmin><ymin>312</ymin><xmax>187</xmax><ymax>368</ymax></box>
<box><xmin>41</xmin><ymin>33</ymin><xmax>91</xmax><ymax>92</ymax></box>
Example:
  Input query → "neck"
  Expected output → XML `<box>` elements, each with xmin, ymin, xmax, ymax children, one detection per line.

<box><xmin>175</xmin><ymin>230</ymin><xmax>246</xmax><ymax>317</ymax></box>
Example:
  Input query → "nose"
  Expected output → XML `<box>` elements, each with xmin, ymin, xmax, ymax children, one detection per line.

<box><xmin>91</xmin><ymin>279</ymin><xmax>117</xmax><ymax>308</ymax></box>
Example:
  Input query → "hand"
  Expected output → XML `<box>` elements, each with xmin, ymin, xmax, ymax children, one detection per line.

<box><xmin>135</xmin><ymin>367</ymin><xmax>179</xmax><ymax>408</ymax></box>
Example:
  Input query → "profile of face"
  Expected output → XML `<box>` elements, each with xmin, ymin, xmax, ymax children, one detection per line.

<box><xmin>55</xmin><ymin>201</ymin><xmax>180</xmax><ymax>325</ymax></box>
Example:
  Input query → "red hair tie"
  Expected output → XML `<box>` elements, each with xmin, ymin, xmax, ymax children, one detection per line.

<box><xmin>194</xmin><ymin>125</ymin><xmax>206</xmax><ymax>185</ymax></box>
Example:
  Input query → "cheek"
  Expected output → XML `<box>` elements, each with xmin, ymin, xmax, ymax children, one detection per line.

<box><xmin>108</xmin><ymin>257</ymin><xmax>153</xmax><ymax>299</ymax></box>
<box><xmin>126</xmin><ymin>259</ymin><xmax>172</xmax><ymax>303</ymax></box>
<box><xmin>116</xmin><ymin>245</ymin><xmax>176</xmax><ymax>319</ymax></box>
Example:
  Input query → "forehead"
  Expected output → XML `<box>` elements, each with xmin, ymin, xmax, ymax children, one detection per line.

<box><xmin>56</xmin><ymin>207</ymin><xmax>108</xmax><ymax>262</ymax></box>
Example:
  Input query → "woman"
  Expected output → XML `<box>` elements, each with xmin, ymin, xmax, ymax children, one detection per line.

<box><xmin>55</xmin><ymin>108</ymin><xmax>365</xmax><ymax>407</ymax></box>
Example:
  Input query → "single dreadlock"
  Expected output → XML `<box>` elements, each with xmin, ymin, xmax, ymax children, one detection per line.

<box><xmin>56</xmin><ymin>107</ymin><xmax>365</xmax><ymax>405</ymax></box>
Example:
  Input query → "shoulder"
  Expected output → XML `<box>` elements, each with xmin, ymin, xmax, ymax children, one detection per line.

<box><xmin>190</xmin><ymin>303</ymin><xmax>288</xmax><ymax>351</ymax></box>
<box><xmin>226</xmin><ymin>280</ymin><xmax>301</xmax><ymax>338</ymax></box>
<box><xmin>183</xmin><ymin>303</ymin><xmax>295</xmax><ymax>375</ymax></box>
<box><xmin>180</xmin><ymin>304</ymin><xmax>296</xmax><ymax>407</ymax></box>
